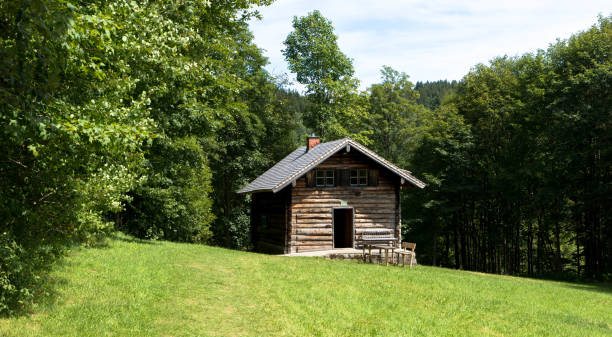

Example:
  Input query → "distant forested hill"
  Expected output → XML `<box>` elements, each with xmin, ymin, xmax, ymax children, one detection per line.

<box><xmin>415</xmin><ymin>80</ymin><xmax>459</xmax><ymax>110</ymax></box>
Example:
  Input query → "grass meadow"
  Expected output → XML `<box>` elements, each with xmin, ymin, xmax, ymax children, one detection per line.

<box><xmin>1</xmin><ymin>233</ymin><xmax>610</xmax><ymax>336</ymax></box>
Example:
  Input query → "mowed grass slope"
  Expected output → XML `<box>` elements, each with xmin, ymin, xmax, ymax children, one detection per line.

<box><xmin>1</xmin><ymin>234</ymin><xmax>610</xmax><ymax>337</ymax></box>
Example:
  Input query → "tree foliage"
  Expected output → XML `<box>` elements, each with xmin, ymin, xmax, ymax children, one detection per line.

<box><xmin>367</xmin><ymin>66</ymin><xmax>426</xmax><ymax>166</ymax></box>
<box><xmin>282</xmin><ymin>10</ymin><xmax>354</xmax><ymax>91</ymax></box>
<box><xmin>414</xmin><ymin>80</ymin><xmax>459</xmax><ymax>110</ymax></box>
<box><xmin>116</xmin><ymin>0</ymin><xmax>269</xmax><ymax>243</ymax></box>
<box><xmin>282</xmin><ymin>10</ymin><xmax>369</xmax><ymax>143</ymax></box>
<box><xmin>405</xmin><ymin>16</ymin><xmax>612</xmax><ymax>279</ymax></box>
<box><xmin>0</xmin><ymin>0</ymin><xmax>155</xmax><ymax>313</ymax></box>
<box><xmin>1</xmin><ymin>0</ymin><xmax>610</xmax><ymax>315</ymax></box>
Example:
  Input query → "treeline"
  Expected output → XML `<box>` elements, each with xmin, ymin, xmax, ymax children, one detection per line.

<box><xmin>1</xmin><ymin>1</ymin><xmax>610</xmax><ymax>313</ymax></box>
<box><xmin>1</xmin><ymin>0</ymin><xmax>298</xmax><ymax>314</ymax></box>
<box><xmin>414</xmin><ymin>80</ymin><xmax>458</xmax><ymax>110</ymax></box>
<box><xmin>405</xmin><ymin>18</ymin><xmax>612</xmax><ymax>280</ymax></box>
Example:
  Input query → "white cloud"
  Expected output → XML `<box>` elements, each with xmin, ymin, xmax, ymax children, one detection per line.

<box><xmin>249</xmin><ymin>0</ymin><xmax>610</xmax><ymax>90</ymax></box>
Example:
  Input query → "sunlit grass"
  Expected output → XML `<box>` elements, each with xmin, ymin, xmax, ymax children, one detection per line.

<box><xmin>1</xmin><ymin>233</ymin><xmax>610</xmax><ymax>336</ymax></box>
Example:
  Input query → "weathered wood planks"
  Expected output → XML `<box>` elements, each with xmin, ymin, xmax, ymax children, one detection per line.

<box><xmin>250</xmin><ymin>148</ymin><xmax>403</xmax><ymax>254</ymax></box>
<box><xmin>288</xmin><ymin>150</ymin><xmax>401</xmax><ymax>253</ymax></box>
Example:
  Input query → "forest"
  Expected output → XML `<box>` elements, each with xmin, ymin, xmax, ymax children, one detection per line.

<box><xmin>1</xmin><ymin>1</ymin><xmax>610</xmax><ymax>313</ymax></box>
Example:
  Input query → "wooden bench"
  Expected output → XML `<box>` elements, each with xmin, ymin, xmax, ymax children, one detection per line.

<box><xmin>359</xmin><ymin>229</ymin><xmax>397</xmax><ymax>263</ymax></box>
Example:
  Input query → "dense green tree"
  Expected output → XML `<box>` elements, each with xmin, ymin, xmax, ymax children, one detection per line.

<box><xmin>282</xmin><ymin>10</ymin><xmax>354</xmax><ymax>92</ymax></box>
<box><xmin>403</xmin><ymin>104</ymin><xmax>473</xmax><ymax>267</ymax></box>
<box><xmin>117</xmin><ymin>0</ymin><xmax>280</xmax><ymax>247</ymax></box>
<box><xmin>113</xmin><ymin>0</ymin><xmax>222</xmax><ymax>243</ymax></box>
<box><xmin>414</xmin><ymin>80</ymin><xmax>459</xmax><ymax>110</ymax></box>
<box><xmin>0</xmin><ymin>0</ymin><xmax>154</xmax><ymax>313</ymax></box>
<box><xmin>0</xmin><ymin>0</ymin><xmax>282</xmax><ymax>312</ymax></box>
<box><xmin>405</xmin><ymin>16</ymin><xmax>611</xmax><ymax>279</ymax></box>
<box><xmin>543</xmin><ymin>16</ymin><xmax>612</xmax><ymax>277</ymax></box>
<box><xmin>282</xmin><ymin>10</ymin><xmax>370</xmax><ymax>143</ymax></box>
<box><xmin>367</xmin><ymin>66</ymin><xmax>426</xmax><ymax>166</ymax></box>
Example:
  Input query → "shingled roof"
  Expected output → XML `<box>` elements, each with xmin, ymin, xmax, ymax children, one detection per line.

<box><xmin>238</xmin><ymin>138</ymin><xmax>425</xmax><ymax>194</ymax></box>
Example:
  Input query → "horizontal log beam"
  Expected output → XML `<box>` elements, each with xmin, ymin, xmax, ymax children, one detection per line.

<box><xmin>295</xmin><ymin>245</ymin><xmax>333</xmax><ymax>252</ymax></box>
<box><xmin>291</xmin><ymin>208</ymin><xmax>396</xmax><ymax>214</ymax></box>
<box><xmin>293</xmin><ymin>223</ymin><xmax>332</xmax><ymax>229</ymax></box>
<box><xmin>292</xmin><ymin>190</ymin><xmax>395</xmax><ymax>196</ymax></box>
<box><xmin>296</xmin><ymin>219</ymin><xmax>331</xmax><ymax>224</ymax></box>
<box><xmin>293</xmin><ymin>241</ymin><xmax>333</xmax><ymax>247</ymax></box>
<box><xmin>290</xmin><ymin>208</ymin><xmax>331</xmax><ymax>214</ymax></box>
<box><xmin>292</xmin><ymin>194</ymin><xmax>396</xmax><ymax>200</ymax></box>
<box><xmin>295</xmin><ymin>229</ymin><xmax>332</xmax><ymax>235</ymax></box>
<box><xmin>294</xmin><ymin>235</ymin><xmax>333</xmax><ymax>241</ymax></box>
<box><xmin>293</xmin><ymin>186</ymin><xmax>395</xmax><ymax>193</ymax></box>
<box><xmin>355</xmin><ymin>224</ymin><xmax>395</xmax><ymax>229</ymax></box>
<box><xmin>354</xmin><ymin>219</ymin><xmax>394</xmax><ymax>224</ymax></box>
<box><xmin>293</xmin><ymin>202</ymin><xmax>395</xmax><ymax>208</ymax></box>
<box><xmin>354</xmin><ymin>214</ymin><xmax>395</xmax><ymax>219</ymax></box>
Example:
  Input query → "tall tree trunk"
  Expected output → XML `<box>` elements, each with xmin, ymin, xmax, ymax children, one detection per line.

<box><xmin>432</xmin><ymin>215</ymin><xmax>438</xmax><ymax>266</ymax></box>
<box><xmin>445</xmin><ymin>232</ymin><xmax>451</xmax><ymax>267</ymax></box>
<box><xmin>461</xmin><ymin>211</ymin><xmax>468</xmax><ymax>270</ymax></box>
<box><xmin>454</xmin><ymin>215</ymin><xmax>460</xmax><ymax>269</ymax></box>
<box><xmin>554</xmin><ymin>219</ymin><xmax>562</xmax><ymax>273</ymax></box>
<box><xmin>503</xmin><ymin>233</ymin><xmax>509</xmax><ymax>275</ymax></box>
<box><xmin>528</xmin><ymin>219</ymin><xmax>533</xmax><ymax>276</ymax></box>
<box><xmin>535</xmin><ymin>218</ymin><xmax>541</xmax><ymax>275</ymax></box>
<box><xmin>515</xmin><ymin>219</ymin><xmax>521</xmax><ymax>275</ymax></box>
<box><xmin>576</xmin><ymin>224</ymin><xmax>581</xmax><ymax>275</ymax></box>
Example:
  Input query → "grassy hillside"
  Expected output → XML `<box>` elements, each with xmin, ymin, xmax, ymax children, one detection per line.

<box><xmin>1</xmin><ymin>234</ymin><xmax>610</xmax><ymax>337</ymax></box>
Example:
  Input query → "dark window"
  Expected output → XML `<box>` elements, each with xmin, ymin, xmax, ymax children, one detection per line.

<box><xmin>316</xmin><ymin>170</ymin><xmax>325</xmax><ymax>186</ymax></box>
<box><xmin>316</xmin><ymin>169</ymin><xmax>335</xmax><ymax>187</ymax></box>
<box><xmin>350</xmin><ymin>169</ymin><xmax>368</xmax><ymax>186</ymax></box>
<box><xmin>261</xmin><ymin>215</ymin><xmax>268</xmax><ymax>229</ymax></box>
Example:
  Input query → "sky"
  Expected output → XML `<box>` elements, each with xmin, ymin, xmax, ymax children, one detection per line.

<box><xmin>248</xmin><ymin>0</ymin><xmax>610</xmax><ymax>90</ymax></box>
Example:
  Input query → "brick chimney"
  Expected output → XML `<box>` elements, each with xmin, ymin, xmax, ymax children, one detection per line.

<box><xmin>307</xmin><ymin>134</ymin><xmax>320</xmax><ymax>151</ymax></box>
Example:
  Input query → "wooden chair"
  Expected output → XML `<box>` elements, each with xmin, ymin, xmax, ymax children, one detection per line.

<box><xmin>395</xmin><ymin>242</ymin><xmax>416</xmax><ymax>267</ymax></box>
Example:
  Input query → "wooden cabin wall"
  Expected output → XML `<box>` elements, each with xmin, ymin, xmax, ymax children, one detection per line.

<box><xmin>251</xmin><ymin>189</ymin><xmax>289</xmax><ymax>254</ymax></box>
<box><xmin>289</xmin><ymin>150</ymin><xmax>400</xmax><ymax>253</ymax></box>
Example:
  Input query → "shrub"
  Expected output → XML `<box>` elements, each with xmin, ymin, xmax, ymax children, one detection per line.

<box><xmin>0</xmin><ymin>232</ymin><xmax>61</xmax><ymax>315</ymax></box>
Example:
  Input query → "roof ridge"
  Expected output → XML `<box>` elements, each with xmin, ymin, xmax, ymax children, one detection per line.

<box><xmin>271</xmin><ymin>138</ymin><xmax>349</xmax><ymax>192</ymax></box>
<box><xmin>238</xmin><ymin>137</ymin><xmax>425</xmax><ymax>194</ymax></box>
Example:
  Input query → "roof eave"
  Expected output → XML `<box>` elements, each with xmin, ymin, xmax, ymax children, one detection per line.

<box><xmin>272</xmin><ymin>138</ymin><xmax>426</xmax><ymax>191</ymax></box>
<box><xmin>348</xmin><ymin>140</ymin><xmax>426</xmax><ymax>189</ymax></box>
<box><xmin>271</xmin><ymin>139</ymin><xmax>351</xmax><ymax>193</ymax></box>
<box><xmin>402</xmin><ymin>177</ymin><xmax>426</xmax><ymax>189</ymax></box>
<box><xmin>236</xmin><ymin>188</ymin><xmax>273</xmax><ymax>194</ymax></box>
<box><xmin>241</xmin><ymin>137</ymin><xmax>426</xmax><ymax>194</ymax></box>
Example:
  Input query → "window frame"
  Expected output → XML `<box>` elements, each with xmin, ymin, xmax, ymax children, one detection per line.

<box><xmin>315</xmin><ymin>169</ymin><xmax>335</xmax><ymax>187</ymax></box>
<box><xmin>350</xmin><ymin>168</ymin><xmax>368</xmax><ymax>186</ymax></box>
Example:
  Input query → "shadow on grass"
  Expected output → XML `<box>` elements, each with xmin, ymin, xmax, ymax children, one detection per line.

<box><xmin>561</xmin><ymin>282</ymin><xmax>612</xmax><ymax>295</ymax></box>
<box><xmin>409</xmin><ymin>264</ymin><xmax>612</xmax><ymax>296</ymax></box>
<box><xmin>0</xmin><ymin>263</ymin><xmax>71</xmax><ymax>319</ymax></box>
<box><xmin>512</xmin><ymin>270</ymin><xmax>612</xmax><ymax>295</ymax></box>
<box><xmin>110</xmin><ymin>233</ymin><xmax>160</xmax><ymax>245</ymax></box>
<box><xmin>1</xmin><ymin>233</ymin><xmax>159</xmax><ymax>318</ymax></box>
<box><xmin>84</xmin><ymin>232</ymin><xmax>160</xmax><ymax>249</ymax></box>
<box><xmin>31</xmin><ymin>271</ymin><xmax>71</xmax><ymax>311</ymax></box>
<box><xmin>526</xmin><ymin>271</ymin><xmax>612</xmax><ymax>295</ymax></box>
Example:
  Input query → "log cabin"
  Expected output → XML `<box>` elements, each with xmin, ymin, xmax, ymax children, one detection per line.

<box><xmin>238</xmin><ymin>136</ymin><xmax>425</xmax><ymax>254</ymax></box>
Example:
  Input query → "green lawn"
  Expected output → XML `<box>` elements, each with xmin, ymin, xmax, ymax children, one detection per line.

<box><xmin>1</xmin><ymin>234</ymin><xmax>610</xmax><ymax>337</ymax></box>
